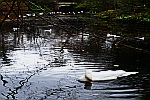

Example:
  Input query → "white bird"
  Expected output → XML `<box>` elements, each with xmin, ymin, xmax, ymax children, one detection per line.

<box><xmin>107</xmin><ymin>34</ymin><xmax>120</xmax><ymax>38</ymax></box>
<box><xmin>32</xmin><ymin>13</ymin><xmax>35</xmax><ymax>16</ymax></box>
<box><xmin>78</xmin><ymin>70</ymin><xmax>138</xmax><ymax>83</ymax></box>
<box><xmin>135</xmin><ymin>37</ymin><xmax>144</xmax><ymax>41</ymax></box>
<box><xmin>39</xmin><ymin>13</ymin><xmax>43</xmax><ymax>15</ymax></box>
<box><xmin>44</xmin><ymin>29</ymin><xmax>52</xmax><ymax>33</ymax></box>
<box><xmin>139</xmin><ymin>37</ymin><xmax>144</xmax><ymax>40</ymax></box>
<box><xmin>23</xmin><ymin>16</ymin><xmax>27</xmax><ymax>18</ymax></box>
<box><xmin>26</xmin><ymin>14</ymin><xmax>31</xmax><ymax>16</ymax></box>
<box><xmin>13</xmin><ymin>27</ymin><xmax>20</xmax><ymax>31</ymax></box>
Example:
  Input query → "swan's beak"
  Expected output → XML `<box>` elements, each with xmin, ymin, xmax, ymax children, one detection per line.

<box><xmin>88</xmin><ymin>80</ymin><xmax>92</xmax><ymax>84</ymax></box>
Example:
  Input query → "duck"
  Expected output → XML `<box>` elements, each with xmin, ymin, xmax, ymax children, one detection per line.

<box><xmin>78</xmin><ymin>70</ymin><xmax>138</xmax><ymax>83</ymax></box>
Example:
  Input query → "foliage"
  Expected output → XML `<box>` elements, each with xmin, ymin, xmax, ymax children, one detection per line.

<box><xmin>76</xmin><ymin>0</ymin><xmax>116</xmax><ymax>12</ymax></box>
<box><xmin>27</xmin><ymin>0</ymin><xmax>57</xmax><ymax>12</ymax></box>
<box><xmin>76</xmin><ymin>0</ymin><xmax>150</xmax><ymax>22</ymax></box>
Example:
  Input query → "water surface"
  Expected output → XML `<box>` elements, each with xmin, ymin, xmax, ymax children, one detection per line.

<box><xmin>0</xmin><ymin>21</ymin><xmax>149</xmax><ymax>100</ymax></box>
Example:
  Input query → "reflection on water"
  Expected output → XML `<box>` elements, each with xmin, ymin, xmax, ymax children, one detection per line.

<box><xmin>0</xmin><ymin>24</ymin><xmax>149</xmax><ymax>100</ymax></box>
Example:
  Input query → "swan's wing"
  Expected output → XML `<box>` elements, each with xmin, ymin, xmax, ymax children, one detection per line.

<box><xmin>78</xmin><ymin>74</ymin><xmax>88</xmax><ymax>82</ymax></box>
<box><xmin>92</xmin><ymin>72</ymin><xmax>117</xmax><ymax>81</ymax></box>
<box><xmin>92</xmin><ymin>70</ymin><xmax>126</xmax><ymax>81</ymax></box>
<box><xmin>119</xmin><ymin>72</ymin><xmax>138</xmax><ymax>77</ymax></box>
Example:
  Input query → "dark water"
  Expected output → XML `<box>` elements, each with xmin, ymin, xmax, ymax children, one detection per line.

<box><xmin>0</xmin><ymin>19</ymin><xmax>150</xmax><ymax>100</ymax></box>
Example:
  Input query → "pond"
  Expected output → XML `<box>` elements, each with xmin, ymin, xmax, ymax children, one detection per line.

<box><xmin>0</xmin><ymin>18</ymin><xmax>150</xmax><ymax>100</ymax></box>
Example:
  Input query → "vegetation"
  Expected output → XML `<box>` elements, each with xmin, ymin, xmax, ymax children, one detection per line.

<box><xmin>1</xmin><ymin>0</ymin><xmax>150</xmax><ymax>22</ymax></box>
<box><xmin>75</xmin><ymin>0</ymin><xmax>150</xmax><ymax>22</ymax></box>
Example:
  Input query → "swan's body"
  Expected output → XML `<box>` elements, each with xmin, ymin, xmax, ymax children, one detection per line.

<box><xmin>78</xmin><ymin>70</ymin><xmax>138</xmax><ymax>82</ymax></box>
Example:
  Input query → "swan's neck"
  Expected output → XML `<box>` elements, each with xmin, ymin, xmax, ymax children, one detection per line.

<box><xmin>85</xmin><ymin>70</ymin><xmax>92</xmax><ymax>83</ymax></box>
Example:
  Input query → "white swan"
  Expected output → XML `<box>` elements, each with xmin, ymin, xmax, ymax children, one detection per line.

<box><xmin>44</xmin><ymin>29</ymin><xmax>52</xmax><ymax>33</ymax></box>
<box><xmin>107</xmin><ymin>34</ymin><xmax>120</xmax><ymax>38</ymax></box>
<box><xmin>78</xmin><ymin>70</ymin><xmax>138</xmax><ymax>83</ymax></box>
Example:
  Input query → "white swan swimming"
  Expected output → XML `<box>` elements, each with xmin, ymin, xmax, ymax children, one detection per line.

<box><xmin>78</xmin><ymin>70</ymin><xmax>138</xmax><ymax>83</ymax></box>
<box><xmin>107</xmin><ymin>34</ymin><xmax>120</xmax><ymax>38</ymax></box>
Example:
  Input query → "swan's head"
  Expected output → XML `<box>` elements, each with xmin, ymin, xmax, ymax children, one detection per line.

<box><xmin>85</xmin><ymin>70</ymin><xmax>92</xmax><ymax>83</ymax></box>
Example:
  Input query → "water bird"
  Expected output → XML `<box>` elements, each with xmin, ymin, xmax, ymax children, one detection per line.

<box><xmin>139</xmin><ymin>37</ymin><xmax>144</xmax><ymax>40</ymax></box>
<box><xmin>44</xmin><ymin>29</ymin><xmax>52</xmax><ymax>33</ymax></box>
<box><xmin>135</xmin><ymin>37</ymin><xmax>144</xmax><ymax>41</ymax></box>
<box><xmin>13</xmin><ymin>27</ymin><xmax>20</xmax><ymax>31</ymax></box>
<box><xmin>78</xmin><ymin>70</ymin><xmax>138</xmax><ymax>83</ymax></box>
<box><xmin>39</xmin><ymin>13</ymin><xmax>43</xmax><ymax>15</ymax></box>
<box><xmin>32</xmin><ymin>13</ymin><xmax>35</xmax><ymax>16</ymax></box>
<box><xmin>26</xmin><ymin>14</ymin><xmax>31</xmax><ymax>16</ymax></box>
<box><xmin>107</xmin><ymin>34</ymin><xmax>120</xmax><ymax>38</ymax></box>
<box><xmin>23</xmin><ymin>16</ymin><xmax>27</xmax><ymax>18</ymax></box>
